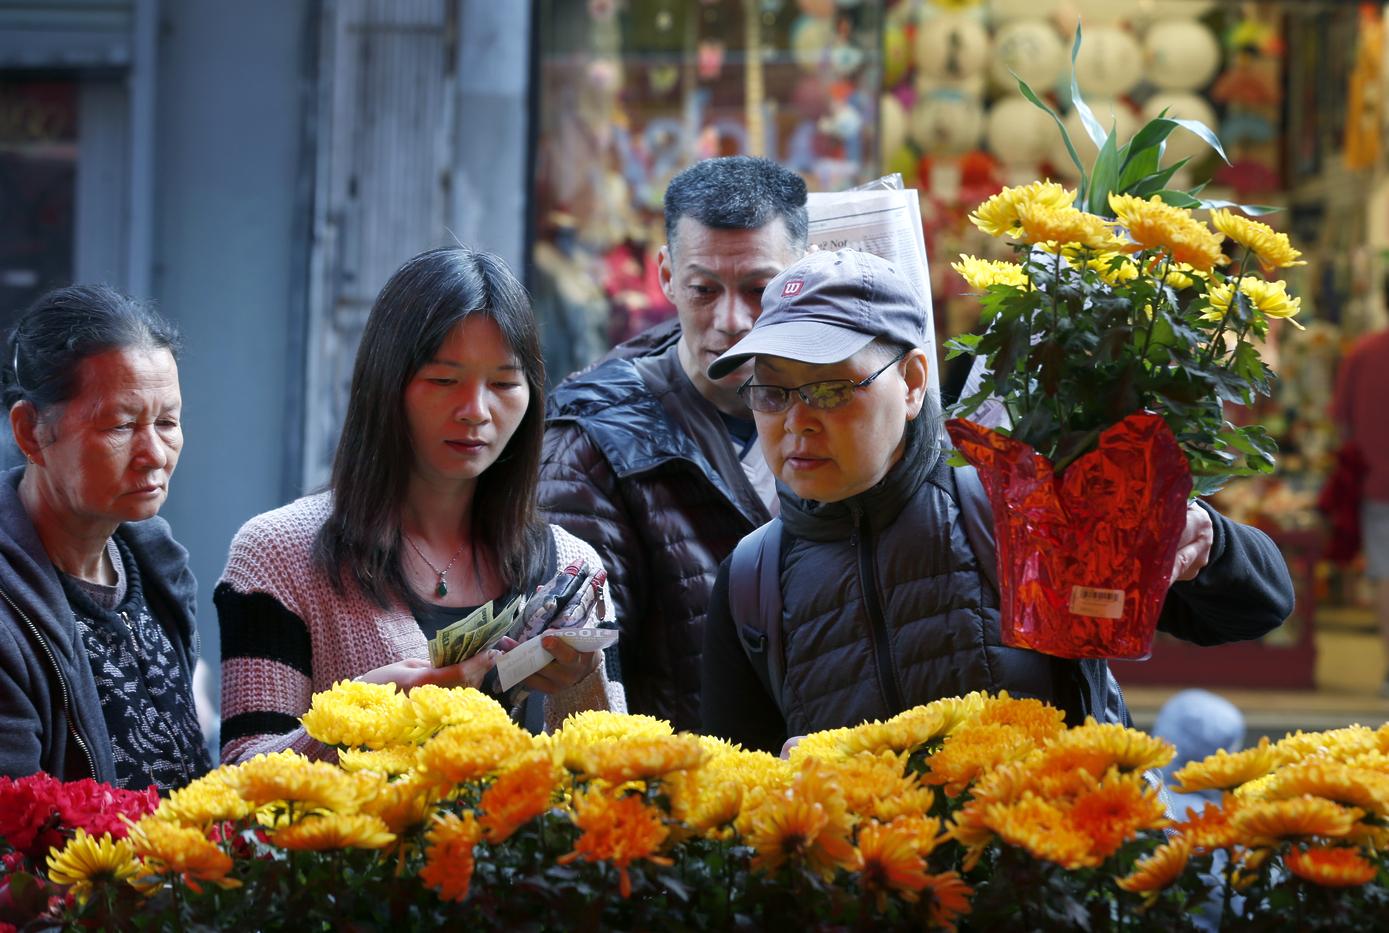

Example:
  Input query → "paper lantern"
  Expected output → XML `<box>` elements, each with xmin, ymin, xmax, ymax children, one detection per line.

<box><xmin>1142</xmin><ymin>92</ymin><xmax>1219</xmax><ymax>166</ymax></box>
<box><xmin>915</xmin><ymin>14</ymin><xmax>991</xmax><ymax>82</ymax></box>
<box><xmin>1142</xmin><ymin>0</ymin><xmax>1216</xmax><ymax>20</ymax></box>
<box><xmin>986</xmin><ymin>96</ymin><xmax>1057</xmax><ymax>166</ymax></box>
<box><xmin>1071</xmin><ymin>25</ymin><xmax>1142</xmax><ymax>97</ymax></box>
<box><xmin>880</xmin><ymin>92</ymin><xmax>907</xmax><ymax>160</ymax></box>
<box><xmin>910</xmin><ymin>88</ymin><xmax>985</xmax><ymax>155</ymax></box>
<box><xmin>990</xmin><ymin>19</ymin><xmax>1065</xmax><ymax>90</ymax></box>
<box><xmin>1055</xmin><ymin>0</ymin><xmax>1128</xmax><ymax>26</ymax></box>
<box><xmin>1145</xmin><ymin>19</ymin><xmax>1221</xmax><ymax>92</ymax></box>
<box><xmin>790</xmin><ymin>15</ymin><xmax>835</xmax><ymax>71</ymax></box>
<box><xmin>1050</xmin><ymin>98</ymin><xmax>1139</xmax><ymax>177</ymax></box>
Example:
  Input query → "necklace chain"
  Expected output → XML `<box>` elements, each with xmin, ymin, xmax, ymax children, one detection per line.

<box><xmin>403</xmin><ymin>533</ymin><xmax>466</xmax><ymax>597</ymax></box>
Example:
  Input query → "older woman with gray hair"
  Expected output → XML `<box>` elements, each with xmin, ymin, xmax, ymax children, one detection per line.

<box><xmin>0</xmin><ymin>285</ymin><xmax>209</xmax><ymax>790</ymax></box>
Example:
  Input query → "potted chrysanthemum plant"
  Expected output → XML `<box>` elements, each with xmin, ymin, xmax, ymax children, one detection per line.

<box><xmin>945</xmin><ymin>26</ymin><xmax>1303</xmax><ymax>660</ymax></box>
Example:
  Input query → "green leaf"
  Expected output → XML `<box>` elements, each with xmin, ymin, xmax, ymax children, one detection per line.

<box><xmin>1066</xmin><ymin>23</ymin><xmax>1108</xmax><ymax>153</ymax></box>
<box><xmin>1167</xmin><ymin>116</ymin><xmax>1231</xmax><ymax>165</ymax></box>
<box><xmin>1154</xmin><ymin>190</ymin><xmax>1202</xmax><ymax>209</ymax></box>
<box><xmin>1198</xmin><ymin>197</ymin><xmax>1282</xmax><ymax>216</ymax></box>
<box><xmin>1087</xmin><ymin>128</ymin><xmax>1122</xmax><ymax>216</ymax></box>
<box><xmin>1128</xmin><ymin>158</ymin><xmax>1191</xmax><ymax>198</ymax></box>
<box><xmin>1015</xmin><ymin>72</ymin><xmax>1087</xmax><ymax>197</ymax></box>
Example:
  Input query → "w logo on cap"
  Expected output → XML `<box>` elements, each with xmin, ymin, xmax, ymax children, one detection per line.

<box><xmin>781</xmin><ymin>279</ymin><xmax>804</xmax><ymax>298</ymax></box>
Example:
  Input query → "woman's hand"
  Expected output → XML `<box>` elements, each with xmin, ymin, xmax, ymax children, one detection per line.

<box><xmin>493</xmin><ymin>634</ymin><xmax>601</xmax><ymax>693</ymax></box>
<box><xmin>356</xmin><ymin>651</ymin><xmax>499</xmax><ymax>693</ymax></box>
<box><xmin>1170</xmin><ymin>501</ymin><xmax>1214</xmax><ymax>585</ymax></box>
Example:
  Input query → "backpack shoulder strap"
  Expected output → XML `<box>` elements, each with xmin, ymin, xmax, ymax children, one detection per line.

<box><xmin>954</xmin><ymin>465</ymin><xmax>999</xmax><ymax>598</ymax></box>
<box><xmin>727</xmin><ymin>518</ymin><xmax>787</xmax><ymax>714</ymax></box>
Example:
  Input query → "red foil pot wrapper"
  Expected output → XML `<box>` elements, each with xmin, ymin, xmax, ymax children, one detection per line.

<box><xmin>946</xmin><ymin>412</ymin><xmax>1193</xmax><ymax>660</ymax></box>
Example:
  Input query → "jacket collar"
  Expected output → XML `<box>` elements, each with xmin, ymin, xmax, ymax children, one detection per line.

<box><xmin>779</xmin><ymin>424</ymin><xmax>940</xmax><ymax>542</ymax></box>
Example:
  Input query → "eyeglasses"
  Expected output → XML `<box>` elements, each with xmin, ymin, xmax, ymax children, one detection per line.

<box><xmin>737</xmin><ymin>349</ymin><xmax>908</xmax><ymax>414</ymax></box>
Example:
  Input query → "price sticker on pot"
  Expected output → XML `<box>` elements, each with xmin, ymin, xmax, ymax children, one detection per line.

<box><xmin>1069</xmin><ymin>586</ymin><xmax>1125</xmax><ymax>619</ymax></box>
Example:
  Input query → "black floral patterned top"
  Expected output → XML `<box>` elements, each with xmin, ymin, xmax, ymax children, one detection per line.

<box><xmin>59</xmin><ymin>536</ymin><xmax>211</xmax><ymax>791</ymax></box>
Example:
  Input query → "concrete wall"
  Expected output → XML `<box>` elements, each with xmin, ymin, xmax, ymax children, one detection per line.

<box><xmin>151</xmin><ymin>0</ymin><xmax>310</xmax><ymax>700</ymax></box>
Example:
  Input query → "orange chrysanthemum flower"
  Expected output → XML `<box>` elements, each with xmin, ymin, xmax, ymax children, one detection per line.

<box><xmin>1233</xmin><ymin>795</ymin><xmax>1363</xmax><ymax>846</ymax></box>
<box><xmin>417</xmin><ymin>721</ymin><xmax>533</xmax><ymax>786</ymax></box>
<box><xmin>984</xmin><ymin>795</ymin><xmax>1099</xmax><ymax>870</ymax></box>
<box><xmin>125</xmin><ymin>819</ymin><xmax>238</xmax><ymax>892</ymax></box>
<box><xmin>1173</xmin><ymin>797</ymin><xmax>1241</xmax><ymax>852</ymax></box>
<box><xmin>1047</xmin><ymin>720</ymin><xmax>1175</xmax><ymax>775</ymax></box>
<box><xmin>1284</xmin><ymin>845</ymin><xmax>1377</xmax><ymax>887</ymax></box>
<box><xmin>1117</xmin><ymin>839</ymin><xmax>1191</xmax><ymax>903</ymax></box>
<box><xmin>1173</xmin><ymin>736</ymin><xmax>1279</xmax><ymax>793</ymax></box>
<box><xmin>854</xmin><ymin>820</ymin><xmax>931</xmax><ymax>909</ymax></box>
<box><xmin>420</xmin><ymin>811</ymin><xmax>482</xmax><ymax>903</ymax></box>
<box><xmin>924</xmin><ymin>724</ymin><xmax>1039</xmax><ymax>796</ymax></box>
<box><xmin>1277</xmin><ymin>726</ymin><xmax>1381</xmax><ymax>763</ymax></box>
<box><xmin>558</xmin><ymin>791</ymin><xmax>673</xmax><ymax>898</ymax></box>
<box><xmin>1109</xmin><ymin>193</ymin><xmax>1227</xmax><ymax>272</ymax></box>
<box><xmin>920</xmin><ymin>870</ymin><xmax>974</xmax><ymax>933</ymax></box>
<box><xmin>358</xmin><ymin>774</ymin><xmax>439</xmax><ymax>836</ymax></box>
<box><xmin>1066</xmin><ymin>772</ymin><xmax>1169</xmax><ymax>859</ymax></box>
<box><xmin>747</xmin><ymin>794</ymin><xmax>857</xmax><ymax>881</ymax></box>
<box><xmin>478</xmin><ymin>751</ymin><xmax>557</xmax><ymax>843</ymax></box>
<box><xmin>976</xmin><ymin>695</ymin><xmax>1068</xmax><ymax>745</ymax></box>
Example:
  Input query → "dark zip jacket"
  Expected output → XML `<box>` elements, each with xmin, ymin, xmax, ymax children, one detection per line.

<box><xmin>701</xmin><ymin>436</ymin><xmax>1295</xmax><ymax>752</ymax></box>
<box><xmin>0</xmin><ymin>467</ymin><xmax>200</xmax><ymax>784</ymax></box>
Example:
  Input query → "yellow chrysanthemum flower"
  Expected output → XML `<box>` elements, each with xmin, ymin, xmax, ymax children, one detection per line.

<box><xmin>1284</xmin><ymin>845</ymin><xmax>1377</xmax><ymax>887</ymax></box>
<box><xmin>666</xmin><ymin>769</ymin><xmax>743</xmax><ymax>836</ymax></box>
<box><xmin>1109</xmin><ymin>193</ymin><xmax>1227</xmax><ymax>272</ymax></box>
<box><xmin>1079</xmin><ymin>250</ymin><xmax>1141</xmax><ymax>286</ymax></box>
<box><xmin>1047</xmin><ymin>720</ymin><xmax>1175</xmax><ymax>775</ymax></box>
<box><xmin>300</xmin><ymin>679</ymin><xmax>411</xmax><ymax>749</ymax></box>
<box><xmin>358</xmin><ymin>773</ymin><xmax>440</xmax><ymax>836</ymax></box>
<box><xmin>747</xmin><ymin>793</ymin><xmax>857</xmax><ymax>881</ymax></box>
<box><xmin>1158</xmin><ymin>261</ymin><xmax>1203</xmax><ymax>290</ymax></box>
<box><xmin>853</xmin><ymin>819</ymin><xmax>931</xmax><ymax>909</ymax></box>
<box><xmin>841</xmin><ymin>695</ymin><xmax>978</xmax><ymax>756</ymax></box>
<box><xmin>558</xmin><ymin>790</ymin><xmax>674</xmax><ymax>899</ymax></box>
<box><xmin>1173</xmin><ymin>736</ymin><xmax>1280</xmax><ymax>793</ymax></box>
<box><xmin>225</xmin><ymin>749</ymin><xmax>363</xmax><ymax>813</ymax></box>
<box><xmin>1276</xmin><ymin>726</ymin><xmax>1381</xmax><ymax>764</ymax></box>
<box><xmin>269</xmin><ymin>812</ymin><xmax>396</xmax><ymax>851</ymax></box>
<box><xmin>790</xmin><ymin>727</ymin><xmax>855</xmax><ymax>762</ymax></box>
<box><xmin>567</xmin><ymin>734</ymin><xmax>706</xmax><ymax>784</ymax></box>
<box><xmin>420</xmin><ymin>811</ymin><xmax>482</xmax><ymax>903</ymax></box>
<box><xmin>1117</xmin><ymin>838</ymin><xmax>1191</xmax><ymax>903</ymax></box>
<box><xmin>417</xmin><ymin>719</ymin><xmax>533</xmax><ymax>786</ymax></box>
<box><xmin>553</xmin><ymin>709</ymin><xmax>674</xmax><ymax>745</ymax></box>
<box><xmin>1209</xmin><ymin>209</ymin><xmax>1305</xmax><ymax>274</ymax></box>
<box><xmin>983</xmin><ymin>794</ymin><xmax>1099</xmax><ymax>870</ymax></box>
<box><xmin>1066</xmin><ymin>771</ymin><xmax>1169</xmax><ymax>859</ymax></box>
<box><xmin>153</xmin><ymin>770</ymin><xmax>252</xmax><ymax>827</ymax></box>
<box><xmin>126</xmin><ymin>819</ymin><xmax>238</xmax><ymax>889</ymax></box>
<box><xmin>729</xmin><ymin>749</ymin><xmax>795</xmax><ymax>836</ymax></box>
<box><xmin>1205</xmin><ymin>278</ymin><xmax>1303</xmax><ymax>329</ymax></box>
<box><xmin>1016</xmin><ymin>202</ymin><xmax>1126</xmax><ymax>252</ymax></box>
<box><xmin>479</xmin><ymin>750</ymin><xmax>558</xmax><ymax>843</ymax></box>
<box><xmin>951</xmin><ymin>255</ymin><xmax>1030</xmax><ymax>291</ymax></box>
<box><xmin>45</xmin><ymin>830</ymin><xmax>140</xmax><ymax>904</ymax></box>
<box><xmin>969</xmin><ymin>181</ymin><xmax>1075</xmax><ymax>238</ymax></box>
<box><xmin>404</xmin><ymin>685</ymin><xmax>516</xmax><ymax>744</ymax></box>
<box><xmin>338</xmin><ymin>745</ymin><xmax>422</xmax><ymax>777</ymax></box>
<box><xmin>977</xmin><ymin>695</ymin><xmax>1069</xmax><ymax>745</ymax></box>
<box><xmin>1260</xmin><ymin>760</ymin><xmax>1389</xmax><ymax>817</ymax></box>
<box><xmin>924</xmin><ymin>723</ymin><xmax>1039</xmax><ymax>796</ymax></box>
<box><xmin>1232</xmin><ymin>795</ymin><xmax>1362</xmax><ymax>846</ymax></box>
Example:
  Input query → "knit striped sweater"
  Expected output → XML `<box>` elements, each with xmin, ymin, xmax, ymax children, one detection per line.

<box><xmin>216</xmin><ymin>492</ymin><xmax>624</xmax><ymax>764</ymax></box>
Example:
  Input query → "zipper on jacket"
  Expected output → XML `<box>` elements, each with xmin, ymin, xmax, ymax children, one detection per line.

<box><xmin>849</xmin><ymin>504</ymin><xmax>905</xmax><ymax>713</ymax></box>
<box><xmin>0</xmin><ymin>584</ymin><xmax>97</xmax><ymax>780</ymax></box>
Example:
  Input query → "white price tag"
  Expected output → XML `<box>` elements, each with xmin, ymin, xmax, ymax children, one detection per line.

<box><xmin>1069</xmin><ymin>586</ymin><xmax>1125</xmax><ymax>619</ymax></box>
<box><xmin>495</xmin><ymin>628</ymin><xmax>619</xmax><ymax>692</ymax></box>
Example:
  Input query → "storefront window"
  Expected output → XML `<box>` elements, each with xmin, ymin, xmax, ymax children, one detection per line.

<box><xmin>0</xmin><ymin>79</ymin><xmax>77</xmax><ymax>324</ymax></box>
<box><xmin>530</xmin><ymin>0</ymin><xmax>884</xmax><ymax>382</ymax></box>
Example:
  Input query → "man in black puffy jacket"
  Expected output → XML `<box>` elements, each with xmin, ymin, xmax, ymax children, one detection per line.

<box><xmin>540</xmin><ymin>157</ymin><xmax>808</xmax><ymax>730</ymax></box>
<box><xmin>699</xmin><ymin>249</ymin><xmax>1295</xmax><ymax>754</ymax></box>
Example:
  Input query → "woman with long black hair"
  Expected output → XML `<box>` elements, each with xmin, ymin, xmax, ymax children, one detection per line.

<box><xmin>217</xmin><ymin>247</ymin><xmax>621</xmax><ymax>763</ymax></box>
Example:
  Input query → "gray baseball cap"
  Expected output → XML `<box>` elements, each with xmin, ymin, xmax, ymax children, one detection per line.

<box><xmin>707</xmin><ymin>248</ymin><xmax>927</xmax><ymax>380</ymax></box>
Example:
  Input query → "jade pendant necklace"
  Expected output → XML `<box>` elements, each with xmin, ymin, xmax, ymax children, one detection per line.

<box><xmin>403</xmin><ymin>534</ymin><xmax>465</xmax><ymax>598</ymax></box>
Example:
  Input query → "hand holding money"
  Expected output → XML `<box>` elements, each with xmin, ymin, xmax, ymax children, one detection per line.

<box><xmin>427</xmin><ymin>592</ymin><xmax>528</xmax><ymax>668</ymax></box>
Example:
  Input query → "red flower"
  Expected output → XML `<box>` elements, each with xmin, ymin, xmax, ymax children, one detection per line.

<box><xmin>0</xmin><ymin>775</ymin><xmax>159</xmax><ymax>863</ymax></box>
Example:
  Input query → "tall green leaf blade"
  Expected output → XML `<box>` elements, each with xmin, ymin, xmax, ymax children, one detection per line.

<box><xmin>1015</xmin><ymin>72</ymin><xmax>1088</xmax><ymax>198</ymax></box>
<box><xmin>1066</xmin><ymin>22</ymin><xmax>1108</xmax><ymax>152</ymax></box>
<box><xmin>1168</xmin><ymin>117</ymin><xmax>1230</xmax><ymax>165</ymax></box>
<box><xmin>1087</xmin><ymin>128</ymin><xmax>1122</xmax><ymax>216</ymax></box>
<box><xmin>1199</xmin><ymin>198</ymin><xmax>1281</xmax><ymax>216</ymax></box>
<box><xmin>1122</xmin><ymin>117</ymin><xmax>1179</xmax><ymax>169</ymax></box>
<box><xmin>1129</xmin><ymin>158</ymin><xmax>1192</xmax><ymax>197</ymax></box>
<box><xmin>1154</xmin><ymin>189</ymin><xmax>1202</xmax><ymax>209</ymax></box>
